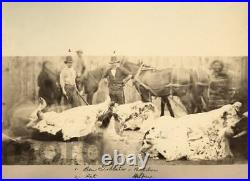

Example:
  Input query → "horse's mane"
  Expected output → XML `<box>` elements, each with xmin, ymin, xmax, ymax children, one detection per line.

<box><xmin>89</xmin><ymin>66</ymin><xmax>106</xmax><ymax>74</ymax></box>
<box><xmin>120</xmin><ymin>59</ymin><xmax>139</xmax><ymax>67</ymax></box>
<box><xmin>120</xmin><ymin>59</ymin><xmax>157</xmax><ymax>76</ymax></box>
<box><xmin>81</xmin><ymin>65</ymin><xmax>109</xmax><ymax>85</ymax></box>
<box><xmin>89</xmin><ymin>66</ymin><xmax>108</xmax><ymax>77</ymax></box>
<box><xmin>121</xmin><ymin>59</ymin><xmax>155</xmax><ymax>68</ymax></box>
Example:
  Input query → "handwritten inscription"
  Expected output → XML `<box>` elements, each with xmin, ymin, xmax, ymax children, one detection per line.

<box><xmin>132</xmin><ymin>172</ymin><xmax>153</xmax><ymax>178</ymax></box>
<box><xmin>74</xmin><ymin>165</ymin><xmax>158</xmax><ymax>178</ymax></box>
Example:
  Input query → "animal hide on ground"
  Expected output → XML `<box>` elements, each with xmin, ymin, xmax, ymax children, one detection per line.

<box><xmin>27</xmin><ymin>101</ymin><xmax>159</xmax><ymax>141</ymax></box>
<box><xmin>113</xmin><ymin>101</ymin><xmax>159</xmax><ymax>131</ymax></box>
<box><xmin>140</xmin><ymin>103</ymin><xmax>242</xmax><ymax>161</ymax></box>
<box><xmin>27</xmin><ymin>101</ymin><xmax>111</xmax><ymax>140</ymax></box>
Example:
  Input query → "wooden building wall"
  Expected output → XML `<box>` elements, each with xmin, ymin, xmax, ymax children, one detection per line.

<box><xmin>2</xmin><ymin>56</ymin><xmax>248</xmax><ymax>123</ymax></box>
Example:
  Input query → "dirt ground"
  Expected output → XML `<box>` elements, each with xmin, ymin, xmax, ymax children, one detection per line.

<box><xmin>2</xmin><ymin>130</ymin><xmax>248</xmax><ymax>165</ymax></box>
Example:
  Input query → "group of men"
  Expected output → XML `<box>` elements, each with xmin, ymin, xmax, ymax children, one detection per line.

<box><xmin>59</xmin><ymin>51</ymin><xmax>132</xmax><ymax>107</ymax></box>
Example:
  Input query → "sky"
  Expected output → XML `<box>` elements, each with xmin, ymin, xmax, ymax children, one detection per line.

<box><xmin>2</xmin><ymin>2</ymin><xmax>248</xmax><ymax>56</ymax></box>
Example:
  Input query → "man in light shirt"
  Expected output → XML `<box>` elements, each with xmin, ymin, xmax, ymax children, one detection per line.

<box><xmin>60</xmin><ymin>56</ymin><xmax>82</xmax><ymax>107</ymax></box>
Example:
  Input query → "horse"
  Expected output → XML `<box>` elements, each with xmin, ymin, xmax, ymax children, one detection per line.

<box><xmin>80</xmin><ymin>59</ymin><xmax>209</xmax><ymax>116</ymax></box>
<box><xmin>80</xmin><ymin>66</ymin><xmax>109</xmax><ymax>105</ymax></box>
<box><xmin>38</xmin><ymin>61</ymin><xmax>62</xmax><ymax>106</ymax></box>
<box><xmin>120</xmin><ymin>60</ymin><xmax>210</xmax><ymax>116</ymax></box>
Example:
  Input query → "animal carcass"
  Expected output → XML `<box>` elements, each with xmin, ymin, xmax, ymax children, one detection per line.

<box><xmin>27</xmin><ymin>99</ymin><xmax>113</xmax><ymax>141</ymax></box>
<box><xmin>27</xmin><ymin>99</ymin><xmax>158</xmax><ymax>141</ymax></box>
<box><xmin>140</xmin><ymin>102</ymin><xmax>244</xmax><ymax>161</ymax></box>
<box><xmin>113</xmin><ymin>101</ymin><xmax>159</xmax><ymax>131</ymax></box>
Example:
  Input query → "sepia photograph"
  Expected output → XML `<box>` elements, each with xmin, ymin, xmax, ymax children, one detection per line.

<box><xmin>2</xmin><ymin>2</ymin><xmax>248</xmax><ymax>178</ymax></box>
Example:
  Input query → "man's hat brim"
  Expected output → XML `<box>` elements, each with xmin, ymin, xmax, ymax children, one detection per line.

<box><xmin>76</xmin><ymin>50</ymin><xmax>83</xmax><ymax>54</ymax></box>
<box><xmin>109</xmin><ymin>60</ymin><xmax>120</xmax><ymax>64</ymax></box>
<box><xmin>64</xmin><ymin>60</ymin><xmax>73</xmax><ymax>63</ymax></box>
<box><xmin>65</xmin><ymin>55</ymin><xmax>73</xmax><ymax>64</ymax></box>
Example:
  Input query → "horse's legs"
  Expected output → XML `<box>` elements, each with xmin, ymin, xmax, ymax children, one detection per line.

<box><xmin>56</xmin><ymin>90</ymin><xmax>62</xmax><ymax>105</ymax></box>
<box><xmin>179</xmin><ymin>92</ymin><xmax>195</xmax><ymax>114</ymax></box>
<box><xmin>165</xmin><ymin>97</ymin><xmax>175</xmax><ymax>117</ymax></box>
<box><xmin>201</xmin><ymin>87</ymin><xmax>209</xmax><ymax>111</ymax></box>
<box><xmin>161</xmin><ymin>96</ymin><xmax>175</xmax><ymax>117</ymax></box>
<box><xmin>148</xmin><ymin>92</ymin><xmax>152</xmax><ymax>102</ymax></box>
<box><xmin>87</xmin><ymin>93</ymin><xmax>94</xmax><ymax>105</ymax></box>
<box><xmin>138</xmin><ymin>86</ymin><xmax>151</xmax><ymax>102</ymax></box>
<box><xmin>160</xmin><ymin>98</ymin><xmax>165</xmax><ymax>116</ymax></box>
<box><xmin>189</xmin><ymin>85</ymin><xmax>209</xmax><ymax>113</ymax></box>
<box><xmin>141</xmin><ymin>94</ymin><xmax>151</xmax><ymax>102</ymax></box>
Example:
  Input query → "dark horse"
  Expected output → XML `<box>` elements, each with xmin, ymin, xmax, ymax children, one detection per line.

<box><xmin>80</xmin><ymin>60</ymin><xmax>209</xmax><ymax>116</ymax></box>
<box><xmin>38</xmin><ymin>61</ymin><xmax>62</xmax><ymax>106</ymax></box>
<box><xmin>80</xmin><ymin>66</ymin><xmax>109</xmax><ymax>105</ymax></box>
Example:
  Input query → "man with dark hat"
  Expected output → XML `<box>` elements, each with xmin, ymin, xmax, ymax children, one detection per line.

<box><xmin>60</xmin><ymin>55</ymin><xmax>82</xmax><ymax>107</ymax></box>
<box><xmin>104</xmin><ymin>53</ymin><xmax>132</xmax><ymax>105</ymax></box>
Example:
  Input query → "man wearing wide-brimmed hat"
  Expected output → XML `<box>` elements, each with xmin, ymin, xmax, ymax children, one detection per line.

<box><xmin>60</xmin><ymin>55</ymin><xmax>82</xmax><ymax>107</ymax></box>
<box><xmin>104</xmin><ymin>52</ymin><xmax>132</xmax><ymax>104</ymax></box>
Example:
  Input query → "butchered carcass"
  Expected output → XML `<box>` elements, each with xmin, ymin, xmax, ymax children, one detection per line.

<box><xmin>27</xmin><ymin>99</ymin><xmax>159</xmax><ymax>141</ymax></box>
<box><xmin>112</xmin><ymin>101</ymin><xmax>159</xmax><ymax>131</ymax></box>
<box><xmin>229</xmin><ymin>111</ymin><xmax>248</xmax><ymax>159</ymax></box>
<box><xmin>140</xmin><ymin>102</ymin><xmax>244</xmax><ymax>161</ymax></box>
<box><xmin>27</xmin><ymin>98</ymin><xmax>114</xmax><ymax>141</ymax></box>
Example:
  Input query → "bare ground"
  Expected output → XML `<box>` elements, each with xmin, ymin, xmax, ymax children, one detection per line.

<box><xmin>2</xmin><ymin>130</ymin><xmax>247</xmax><ymax>165</ymax></box>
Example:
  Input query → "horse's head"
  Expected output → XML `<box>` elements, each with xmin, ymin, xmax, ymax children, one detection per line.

<box><xmin>120</xmin><ymin>59</ymin><xmax>140</xmax><ymax>76</ymax></box>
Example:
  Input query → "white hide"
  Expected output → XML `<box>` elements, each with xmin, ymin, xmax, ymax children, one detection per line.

<box><xmin>28</xmin><ymin>101</ymin><xmax>112</xmax><ymax>140</ymax></box>
<box><xmin>113</xmin><ymin>101</ymin><xmax>159</xmax><ymax>131</ymax></box>
<box><xmin>141</xmin><ymin>103</ymin><xmax>242</xmax><ymax>161</ymax></box>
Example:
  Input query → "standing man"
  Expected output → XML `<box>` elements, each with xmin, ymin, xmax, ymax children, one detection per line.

<box><xmin>208</xmin><ymin>60</ymin><xmax>232</xmax><ymax>110</ymax></box>
<box><xmin>60</xmin><ymin>55</ymin><xmax>82</xmax><ymax>107</ymax></box>
<box><xmin>104</xmin><ymin>53</ymin><xmax>132</xmax><ymax>105</ymax></box>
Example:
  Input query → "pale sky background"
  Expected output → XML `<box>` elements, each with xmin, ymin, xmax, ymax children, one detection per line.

<box><xmin>2</xmin><ymin>2</ymin><xmax>248</xmax><ymax>56</ymax></box>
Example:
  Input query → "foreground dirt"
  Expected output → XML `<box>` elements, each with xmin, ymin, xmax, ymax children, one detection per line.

<box><xmin>2</xmin><ymin>130</ymin><xmax>248</xmax><ymax>165</ymax></box>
